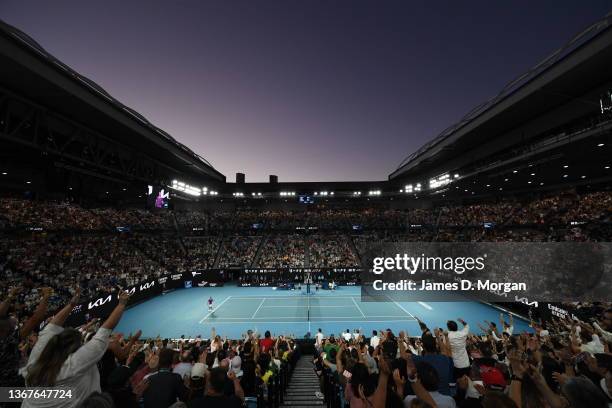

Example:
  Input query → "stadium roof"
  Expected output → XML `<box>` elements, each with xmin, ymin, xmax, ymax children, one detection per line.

<box><xmin>0</xmin><ymin>18</ymin><xmax>225</xmax><ymax>184</ymax></box>
<box><xmin>389</xmin><ymin>12</ymin><xmax>612</xmax><ymax>182</ymax></box>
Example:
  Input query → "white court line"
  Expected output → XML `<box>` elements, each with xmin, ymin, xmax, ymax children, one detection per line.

<box><xmin>351</xmin><ymin>297</ymin><xmax>366</xmax><ymax>318</ymax></box>
<box><xmin>199</xmin><ymin>319</ymin><xmax>416</xmax><ymax>324</ymax></box>
<box><xmin>260</xmin><ymin>305</ymin><xmax>352</xmax><ymax>308</ymax></box>
<box><xmin>229</xmin><ymin>295</ymin><xmax>360</xmax><ymax>299</ymax></box>
<box><xmin>251</xmin><ymin>298</ymin><xmax>267</xmax><ymax>318</ymax></box>
<box><xmin>384</xmin><ymin>294</ymin><xmax>415</xmax><ymax>320</ymax></box>
<box><xmin>418</xmin><ymin>301</ymin><xmax>433</xmax><ymax>310</ymax></box>
<box><xmin>199</xmin><ymin>296</ymin><xmax>233</xmax><ymax>323</ymax></box>
<box><xmin>206</xmin><ymin>315</ymin><xmax>411</xmax><ymax>320</ymax></box>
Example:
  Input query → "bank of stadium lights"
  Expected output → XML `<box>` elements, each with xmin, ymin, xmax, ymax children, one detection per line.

<box><xmin>251</xmin><ymin>192</ymin><xmax>263</xmax><ymax>197</ymax></box>
<box><xmin>429</xmin><ymin>173</ymin><xmax>452</xmax><ymax>189</ymax></box>
<box><xmin>233</xmin><ymin>192</ymin><xmax>244</xmax><ymax>197</ymax></box>
<box><xmin>314</xmin><ymin>191</ymin><xmax>333</xmax><ymax>196</ymax></box>
<box><xmin>352</xmin><ymin>191</ymin><xmax>362</xmax><ymax>196</ymax></box>
<box><xmin>368</xmin><ymin>190</ymin><xmax>381</xmax><ymax>196</ymax></box>
<box><xmin>403</xmin><ymin>183</ymin><xmax>421</xmax><ymax>193</ymax></box>
<box><xmin>171</xmin><ymin>180</ymin><xmax>201</xmax><ymax>196</ymax></box>
<box><xmin>280</xmin><ymin>192</ymin><xmax>296</xmax><ymax>197</ymax></box>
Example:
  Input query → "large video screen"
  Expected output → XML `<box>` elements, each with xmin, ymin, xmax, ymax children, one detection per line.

<box><xmin>147</xmin><ymin>185</ymin><xmax>170</xmax><ymax>209</ymax></box>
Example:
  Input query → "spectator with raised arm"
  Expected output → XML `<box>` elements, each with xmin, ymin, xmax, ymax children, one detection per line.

<box><xmin>0</xmin><ymin>286</ymin><xmax>52</xmax><ymax>387</ymax></box>
<box><xmin>22</xmin><ymin>288</ymin><xmax>131</xmax><ymax>408</ymax></box>
<box><xmin>447</xmin><ymin>318</ymin><xmax>471</xmax><ymax>379</ymax></box>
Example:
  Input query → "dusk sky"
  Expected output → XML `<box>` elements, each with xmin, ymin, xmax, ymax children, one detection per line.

<box><xmin>1</xmin><ymin>1</ymin><xmax>610</xmax><ymax>182</ymax></box>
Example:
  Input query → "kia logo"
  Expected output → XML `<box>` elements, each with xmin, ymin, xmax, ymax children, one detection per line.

<box><xmin>88</xmin><ymin>294</ymin><xmax>112</xmax><ymax>310</ymax></box>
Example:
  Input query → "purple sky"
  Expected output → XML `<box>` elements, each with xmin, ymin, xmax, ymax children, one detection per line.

<box><xmin>1</xmin><ymin>1</ymin><xmax>609</xmax><ymax>182</ymax></box>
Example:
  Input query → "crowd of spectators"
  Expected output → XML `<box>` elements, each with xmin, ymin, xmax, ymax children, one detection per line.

<box><xmin>1</xmin><ymin>198</ymin><xmax>105</xmax><ymax>230</ymax></box>
<box><xmin>218</xmin><ymin>236</ymin><xmax>262</xmax><ymax>269</ymax></box>
<box><xmin>312</xmin><ymin>307</ymin><xmax>612</xmax><ymax>407</ymax></box>
<box><xmin>309</xmin><ymin>235</ymin><xmax>360</xmax><ymax>268</ymax></box>
<box><xmin>0</xmin><ymin>235</ymin><xmax>164</xmax><ymax>316</ymax></box>
<box><xmin>183</xmin><ymin>237</ymin><xmax>222</xmax><ymax>270</ymax></box>
<box><xmin>1</xmin><ymin>288</ymin><xmax>300</xmax><ymax>408</ymax></box>
<box><xmin>2</xmin><ymin>191</ymin><xmax>610</xmax><ymax>233</ymax></box>
<box><xmin>1</xmin><ymin>282</ymin><xmax>611</xmax><ymax>408</ymax></box>
<box><xmin>0</xmin><ymin>191</ymin><xmax>610</xmax><ymax>313</ymax></box>
<box><xmin>0</xmin><ymin>187</ymin><xmax>611</xmax><ymax>407</ymax></box>
<box><xmin>255</xmin><ymin>235</ymin><xmax>305</xmax><ymax>268</ymax></box>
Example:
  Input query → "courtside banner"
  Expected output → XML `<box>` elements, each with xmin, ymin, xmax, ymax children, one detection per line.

<box><xmin>360</xmin><ymin>242</ymin><xmax>611</xmax><ymax>302</ymax></box>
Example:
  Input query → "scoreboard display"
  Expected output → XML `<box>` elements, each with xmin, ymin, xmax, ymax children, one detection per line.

<box><xmin>299</xmin><ymin>195</ymin><xmax>314</xmax><ymax>204</ymax></box>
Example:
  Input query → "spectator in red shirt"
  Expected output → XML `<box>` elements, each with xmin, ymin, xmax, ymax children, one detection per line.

<box><xmin>259</xmin><ymin>331</ymin><xmax>274</xmax><ymax>353</ymax></box>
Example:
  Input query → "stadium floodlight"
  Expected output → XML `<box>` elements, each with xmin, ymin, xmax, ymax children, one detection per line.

<box><xmin>454</xmin><ymin>174</ymin><xmax>459</xmax><ymax>178</ymax></box>
<box><xmin>170</xmin><ymin>180</ymin><xmax>203</xmax><ymax>196</ymax></box>
<box><xmin>368</xmin><ymin>190</ymin><xmax>381</xmax><ymax>196</ymax></box>
<box><xmin>512</xmin><ymin>170</ymin><xmax>518</xmax><ymax>174</ymax></box>
<box><xmin>597</xmin><ymin>143</ymin><xmax>604</xmax><ymax>147</ymax></box>
<box><xmin>399</xmin><ymin>189</ymin><xmax>403</xmax><ymax>193</ymax></box>
<box><xmin>581</xmin><ymin>175</ymin><xmax>586</xmax><ymax>179</ymax></box>
<box><xmin>563</xmin><ymin>165</ymin><xmax>569</xmax><ymax>168</ymax></box>
<box><xmin>257</xmin><ymin>192</ymin><xmax>262</xmax><ymax>196</ymax></box>
<box><xmin>606</xmin><ymin>166</ymin><xmax>610</xmax><ymax>169</ymax></box>
<box><xmin>314</xmin><ymin>192</ymin><xmax>318</xmax><ymax>196</ymax></box>
<box><xmin>563</xmin><ymin>174</ymin><xmax>568</xmax><ymax>178</ymax></box>
<box><xmin>405</xmin><ymin>184</ymin><xmax>413</xmax><ymax>193</ymax></box>
<box><xmin>26</xmin><ymin>181</ymin><xmax>31</xmax><ymax>184</ymax></box>
<box><xmin>330</xmin><ymin>192</ymin><xmax>334</xmax><ymax>196</ymax></box>
<box><xmin>530</xmin><ymin>173</ymin><xmax>535</xmax><ymax>176</ymax></box>
<box><xmin>428</xmin><ymin>173</ymin><xmax>451</xmax><ymax>189</ymax></box>
<box><xmin>1</xmin><ymin>172</ymin><xmax>6</xmax><ymax>175</ymax></box>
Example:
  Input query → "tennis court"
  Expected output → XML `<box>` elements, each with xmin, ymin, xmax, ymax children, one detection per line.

<box><xmin>198</xmin><ymin>295</ymin><xmax>416</xmax><ymax>326</ymax></box>
<box><xmin>116</xmin><ymin>284</ymin><xmax>531</xmax><ymax>339</ymax></box>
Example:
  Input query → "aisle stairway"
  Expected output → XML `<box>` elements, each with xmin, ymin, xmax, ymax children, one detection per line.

<box><xmin>281</xmin><ymin>356</ymin><xmax>324</xmax><ymax>407</ymax></box>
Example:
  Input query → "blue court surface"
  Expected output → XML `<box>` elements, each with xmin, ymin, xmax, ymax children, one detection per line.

<box><xmin>116</xmin><ymin>285</ymin><xmax>532</xmax><ymax>339</ymax></box>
